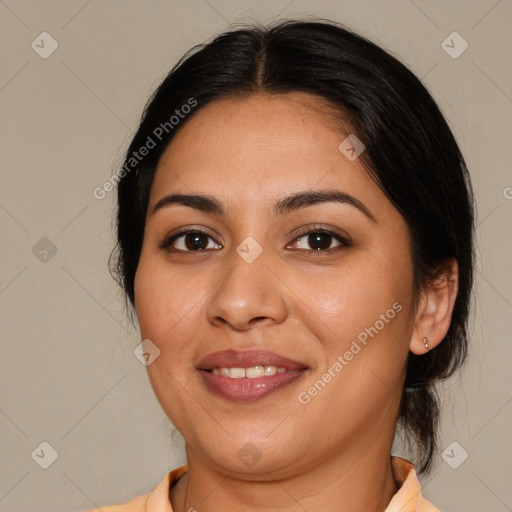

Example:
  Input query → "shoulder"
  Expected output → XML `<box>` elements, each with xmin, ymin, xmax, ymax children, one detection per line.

<box><xmin>86</xmin><ymin>465</ymin><xmax>187</xmax><ymax>512</ymax></box>
<box><xmin>387</xmin><ymin>456</ymin><xmax>440</xmax><ymax>512</ymax></box>
<box><xmin>86</xmin><ymin>493</ymin><xmax>148</xmax><ymax>512</ymax></box>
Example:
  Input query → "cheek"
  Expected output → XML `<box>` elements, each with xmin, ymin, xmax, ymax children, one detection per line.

<box><xmin>133</xmin><ymin>255</ymin><xmax>206</xmax><ymax>426</ymax></box>
<box><xmin>134</xmin><ymin>255</ymin><xmax>204</xmax><ymax>352</ymax></box>
<box><xmin>294</xmin><ymin>274</ymin><xmax>412</xmax><ymax>433</ymax></box>
<box><xmin>296</xmin><ymin>252</ymin><xmax>414</xmax><ymax>347</ymax></box>
<box><xmin>292</xmin><ymin>248</ymin><xmax>415</xmax><ymax>413</ymax></box>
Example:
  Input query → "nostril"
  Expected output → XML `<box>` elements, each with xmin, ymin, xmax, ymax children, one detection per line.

<box><xmin>248</xmin><ymin>316</ymin><xmax>272</xmax><ymax>326</ymax></box>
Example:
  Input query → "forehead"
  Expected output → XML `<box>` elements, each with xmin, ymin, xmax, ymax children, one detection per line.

<box><xmin>150</xmin><ymin>92</ymin><xmax>383</xmax><ymax>215</ymax></box>
<box><xmin>161</xmin><ymin>92</ymin><xmax>345</xmax><ymax>159</ymax></box>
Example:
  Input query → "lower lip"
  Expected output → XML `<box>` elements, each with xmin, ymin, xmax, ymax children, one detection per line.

<box><xmin>199</xmin><ymin>369</ymin><xmax>306</xmax><ymax>402</ymax></box>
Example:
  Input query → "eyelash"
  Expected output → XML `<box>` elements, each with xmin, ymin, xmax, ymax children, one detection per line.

<box><xmin>159</xmin><ymin>226</ymin><xmax>352</xmax><ymax>254</ymax></box>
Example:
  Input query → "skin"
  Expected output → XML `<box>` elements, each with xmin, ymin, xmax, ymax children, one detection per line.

<box><xmin>134</xmin><ymin>92</ymin><xmax>458</xmax><ymax>512</ymax></box>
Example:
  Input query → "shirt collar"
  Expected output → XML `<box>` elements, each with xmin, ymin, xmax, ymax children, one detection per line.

<box><xmin>152</xmin><ymin>456</ymin><xmax>437</xmax><ymax>512</ymax></box>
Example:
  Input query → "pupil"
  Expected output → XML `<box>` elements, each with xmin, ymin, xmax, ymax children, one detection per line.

<box><xmin>309</xmin><ymin>233</ymin><xmax>331</xmax><ymax>250</ymax></box>
<box><xmin>185</xmin><ymin>233</ymin><xmax>207</xmax><ymax>250</ymax></box>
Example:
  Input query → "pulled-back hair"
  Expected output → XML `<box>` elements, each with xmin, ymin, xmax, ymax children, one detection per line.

<box><xmin>111</xmin><ymin>19</ymin><xmax>474</xmax><ymax>474</ymax></box>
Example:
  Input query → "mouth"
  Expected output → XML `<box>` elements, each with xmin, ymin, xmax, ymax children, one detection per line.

<box><xmin>196</xmin><ymin>349</ymin><xmax>309</xmax><ymax>402</ymax></box>
<box><xmin>211</xmin><ymin>365</ymin><xmax>288</xmax><ymax>378</ymax></box>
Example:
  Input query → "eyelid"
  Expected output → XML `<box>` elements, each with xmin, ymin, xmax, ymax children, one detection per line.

<box><xmin>285</xmin><ymin>225</ymin><xmax>352</xmax><ymax>254</ymax></box>
<box><xmin>159</xmin><ymin>224</ymin><xmax>352</xmax><ymax>253</ymax></box>
<box><xmin>287</xmin><ymin>224</ymin><xmax>352</xmax><ymax>243</ymax></box>
<box><xmin>159</xmin><ymin>226</ymin><xmax>223</xmax><ymax>251</ymax></box>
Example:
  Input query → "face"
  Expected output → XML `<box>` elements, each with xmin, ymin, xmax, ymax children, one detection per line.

<box><xmin>134</xmin><ymin>92</ymin><xmax>417</xmax><ymax>478</ymax></box>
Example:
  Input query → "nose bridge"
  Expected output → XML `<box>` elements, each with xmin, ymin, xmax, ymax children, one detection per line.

<box><xmin>206</xmin><ymin>240</ymin><xmax>287</xmax><ymax>329</ymax></box>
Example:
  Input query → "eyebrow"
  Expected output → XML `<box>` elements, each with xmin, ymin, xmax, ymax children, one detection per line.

<box><xmin>152</xmin><ymin>189</ymin><xmax>376</xmax><ymax>223</ymax></box>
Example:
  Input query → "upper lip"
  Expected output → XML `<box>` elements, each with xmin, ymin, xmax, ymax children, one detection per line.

<box><xmin>196</xmin><ymin>349</ymin><xmax>308</xmax><ymax>371</ymax></box>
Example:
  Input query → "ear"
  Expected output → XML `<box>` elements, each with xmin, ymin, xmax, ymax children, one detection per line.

<box><xmin>410</xmin><ymin>258</ymin><xmax>459</xmax><ymax>355</ymax></box>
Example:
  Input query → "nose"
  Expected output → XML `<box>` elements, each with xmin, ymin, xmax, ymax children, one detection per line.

<box><xmin>206</xmin><ymin>249</ymin><xmax>288</xmax><ymax>331</ymax></box>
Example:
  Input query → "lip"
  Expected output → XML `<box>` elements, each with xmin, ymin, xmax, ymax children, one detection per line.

<box><xmin>196</xmin><ymin>349</ymin><xmax>307</xmax><ymax>371</ymax></box>
<box><xmin>196</xmin><ymin>349</ymin><xmax>309</xmax><ymax>402</ymax></box>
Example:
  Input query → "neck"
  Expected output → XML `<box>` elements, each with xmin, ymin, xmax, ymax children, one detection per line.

<box><xmin>170</xmin><ymin>436</ymin><xmax>399</xmax><ymax>512</ymax></box>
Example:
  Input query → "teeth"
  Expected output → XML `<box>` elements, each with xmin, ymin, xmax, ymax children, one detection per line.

<box><xmin>211</xmin><ymin>365</ymin><xmax>287</xmax><ymax>378</ymax></box>
<box><xmin>228</xmin><ymin>367</ymin><xmax>245</xmax><ymax>379</ymax></box>
<box><xmin>264</xmin><ymin>365</ymin><xmax>277</xmax><ymax>376</ymax></box>
<box><xmin>246</xmin><ymin>365</ymin><xmax>265</xmax><ymax>378</ymax></box>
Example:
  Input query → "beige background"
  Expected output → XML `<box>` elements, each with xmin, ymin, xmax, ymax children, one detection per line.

<box><xmin>0</xmin><ymin>1</ymin><xmax>511</xmax><ymax>511</ymax></box>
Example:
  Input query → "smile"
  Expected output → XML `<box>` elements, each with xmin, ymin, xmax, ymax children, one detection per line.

<box><xmin>211</xmin><ymin>366</ymin><xmax>287</xmax><ymax>378</ymax></box>
<box><xmin>197</xmin><ymin>349</ymin><xmax>308</xmax><ymax>401</ymax></box>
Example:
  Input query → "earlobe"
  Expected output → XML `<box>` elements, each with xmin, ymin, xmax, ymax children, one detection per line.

<box><xmin>410</xmin><ymin>259</ymin><xmax>459</xmax><ymax>355</ymax></box>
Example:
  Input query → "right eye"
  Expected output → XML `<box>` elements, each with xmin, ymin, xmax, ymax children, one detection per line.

<box><xmin>160</xmin><ymin>230</ymin><xmax>223</xmax><ymax>252</ymax></box>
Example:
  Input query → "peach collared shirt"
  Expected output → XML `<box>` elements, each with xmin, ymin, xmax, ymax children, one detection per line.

<box><xmin>87</xmin><ymin>456</ymin><xmax>439</xmax><ymax>512</ymax></box>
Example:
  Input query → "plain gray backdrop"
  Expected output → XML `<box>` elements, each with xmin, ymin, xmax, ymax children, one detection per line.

<box><xmin>0</xmin><ymin>1</ymin><xmax>511</xmax><ymax>511</ymax></box>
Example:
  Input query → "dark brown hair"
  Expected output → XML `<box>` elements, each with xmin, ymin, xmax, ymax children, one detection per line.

<box><xmin>110</xmin><ymin>19</ymin><xmax>474</xmax><ymax>474</ymax></box>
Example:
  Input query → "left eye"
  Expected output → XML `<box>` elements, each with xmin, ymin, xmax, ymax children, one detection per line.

<box><xmin>166</xmin><ymin>231</ymin><xmax>221</xmax><ymax>251</ymax></box>
<box><xmin>291</xmin><ymin>231</ymin><xmax>347</xmax><ymax>251</ymax></box>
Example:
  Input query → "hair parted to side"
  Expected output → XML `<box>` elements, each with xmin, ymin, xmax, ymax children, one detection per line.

<box><xmin>110</xmin><ymin>19</ymin><xmax>474</xmax><ymax>474</ymax></box>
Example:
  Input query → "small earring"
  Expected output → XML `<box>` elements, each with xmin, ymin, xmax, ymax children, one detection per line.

<box><xmin>422</xmin><ymin>337</ymin><xmax>429</xmax><ymax>350</ymax></box>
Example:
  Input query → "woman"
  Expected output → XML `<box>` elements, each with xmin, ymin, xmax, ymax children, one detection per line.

<box><xmin>90</xmin><ymin>19</ymin><xmax>474</xmax><ymax>512</ymax></box>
